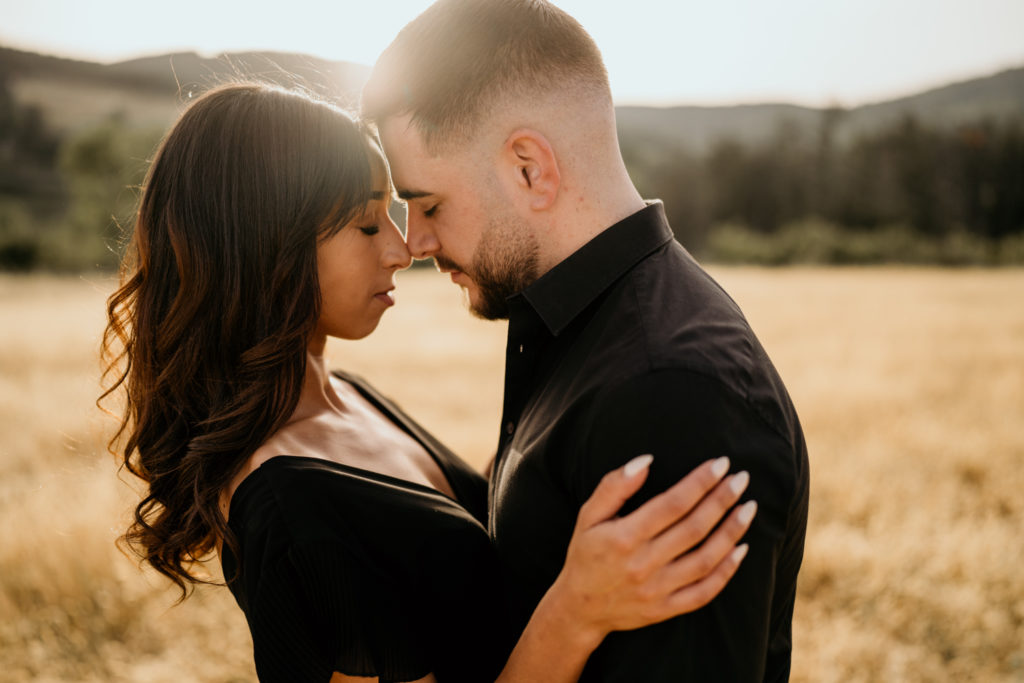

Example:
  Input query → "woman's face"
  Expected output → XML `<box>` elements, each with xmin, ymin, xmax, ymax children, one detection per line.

<box><xmin>313</xmin><ymin>145</ymin><xmax>412</xmax><ymax>343</ymax></box>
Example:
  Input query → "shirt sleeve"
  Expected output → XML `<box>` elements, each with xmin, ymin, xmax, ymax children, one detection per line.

<box><xmin>245</xmin><ymin>541</ymin><xmax>432</xmax><ymax>683</ymax></box>
<box><xmin>571</xmin><ymin>368</ymin><xmax>803</xmax><ymax>682</ymax></box>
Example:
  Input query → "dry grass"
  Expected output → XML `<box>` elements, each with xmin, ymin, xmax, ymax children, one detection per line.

<box><xmin>0</xmin><ymin>267</ymin><xmax>1021</xmax><ymax>682</ymax></box>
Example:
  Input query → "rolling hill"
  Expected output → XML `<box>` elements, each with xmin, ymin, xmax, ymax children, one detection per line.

<box><xmin>0</xmin><ymin>46</ymin><xmax>370</xmax><ymax>132</ymax></box>
<box><xmin>615</xmin><ymin>66</ymin><xmax>1024</xmax><ymax>153</ymax></box>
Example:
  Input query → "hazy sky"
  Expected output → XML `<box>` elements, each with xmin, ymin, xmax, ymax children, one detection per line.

<box><xmin>2</xmin><ymin>0</ymin><xmax>1023</xmax><ymax>106</ymax></box>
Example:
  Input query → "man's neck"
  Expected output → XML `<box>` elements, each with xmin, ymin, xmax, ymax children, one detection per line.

<box><xmin>538</xmin><ymin>176</ymin><xmax>646</xmax><ymax>275</ymax></box>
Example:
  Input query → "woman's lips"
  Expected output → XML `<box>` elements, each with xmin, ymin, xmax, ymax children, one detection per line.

<box><xmin>375</xmin><ymin>290</ymin><xmax>395</xmax><ymax>306</ymax></box>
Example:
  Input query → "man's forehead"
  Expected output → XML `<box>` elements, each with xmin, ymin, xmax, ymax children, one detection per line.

<box><xmin>384</xmin><ymin>159</ymin><xmax>434</xmax><ymax>200</ymax></box>
<box><xmin>379</xmin><ymin>119</ymin><xmax>429</xmax><ymax>176</ymax></box>
<box><xmin>380</xmin><ymin>122</ymin><xmax>459</xmax><ymax>198</ymax></box>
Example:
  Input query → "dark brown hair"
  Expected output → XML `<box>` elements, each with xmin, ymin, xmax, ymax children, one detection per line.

<box><xmin>100</xmin><ymin>82</ymin><xmax>376</xmax><ymax>595</ymax></box>
<box><xmin>361</xmin><ymin>0</ymin><xmax>610</xmax><ymax>150</ymax></box>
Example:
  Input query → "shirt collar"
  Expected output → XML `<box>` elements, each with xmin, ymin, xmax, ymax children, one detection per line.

<box><xmin>517</xmin><ymin>201</ymin><xmax>673</xmax><ymax>337</ymax></box>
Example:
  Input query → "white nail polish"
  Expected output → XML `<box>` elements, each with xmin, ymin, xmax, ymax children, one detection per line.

<box><xmin>738</xmin><ymin>500</ymin><xmax>757</xmax><ymax>525</ymax></box>
<box><xmin>711</xmin><ymin>456</ymin><xmax>730</xmax><ymax>478</ymax></box>
<box><xmin>731</xmin><ymin>544</ymin><xmax>749</xmax><ymax>563</ymax></box>
<box><xmin>729</xmin><ymin>471</ymin><xmax>750</xmax><ymax>495</ymax></box>
<box><xmin>624</xmin><ymin>454</ymin><xmax>654</xmax><ymax>477</ymax></box>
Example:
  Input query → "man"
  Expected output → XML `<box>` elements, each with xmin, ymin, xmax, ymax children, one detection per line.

<box><xmin>363</xmin><ymin>1</ymin><xmax>809</xmax><ymax>680</ymax></box>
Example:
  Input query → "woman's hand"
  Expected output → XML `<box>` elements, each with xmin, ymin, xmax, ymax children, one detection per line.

<box><xmin>547</xmin><ymin>454</ymin><xmax>755</xmax><ymax>646</ymax></box>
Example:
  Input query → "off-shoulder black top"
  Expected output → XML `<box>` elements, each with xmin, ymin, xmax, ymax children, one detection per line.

<box><xmin>221</xmin><ymin>371</ymin><xmax>510</xmax><ymax>682</ymax></box>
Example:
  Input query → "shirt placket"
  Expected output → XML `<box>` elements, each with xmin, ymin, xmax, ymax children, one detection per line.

<box><xmin>489</xmin><ymin>298</ymin><xmax>549</xmax><ymax>524</ymax></box>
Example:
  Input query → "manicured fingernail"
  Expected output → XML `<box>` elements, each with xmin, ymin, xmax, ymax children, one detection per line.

<box><xmin>624</xmin><ymin>454</ymin><xmax>654</xmax><ymax>477</ymax></box>
<box><xmin>738</xmin><ymin>500</ymin><xmax>758</xmax><ymax>525</ymax></box>
<box><xmin>729</xmin><ymin>471</ymin><xmax>750</xmax><ymax>495</ymax></box>
<box><xmin>711</xmin><ymin>456</ymin><xmax>730</xmax><ymax>478</ymax></box>
<box><xmin>731</xmin><ymin>544</ymin><xmax>749</xmax><ymax>563</ymax></box>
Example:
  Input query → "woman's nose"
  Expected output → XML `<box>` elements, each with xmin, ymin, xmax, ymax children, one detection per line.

<box><xmin>383</xmin><ymin>216</ymin><xmax>413</xmax><ymax>270</ymax></box>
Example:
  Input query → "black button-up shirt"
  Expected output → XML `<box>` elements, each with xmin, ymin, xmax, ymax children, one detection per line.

<box><xmin>489</xmin><ymin>202</ymin><xmax>809</xmax><ymax>682</ymax></box>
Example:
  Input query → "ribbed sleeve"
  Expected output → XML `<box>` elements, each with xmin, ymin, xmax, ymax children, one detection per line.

<box><xmin>247</xmin><ymin>541</ymin><xmax>433</xmax><ymax>683</ymax></box>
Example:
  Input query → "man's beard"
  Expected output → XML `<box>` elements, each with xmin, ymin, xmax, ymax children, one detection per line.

<box><xmin>436</xmin><ymin>213</ymin><xmax>540</xmax><ymax>321</ymax></box>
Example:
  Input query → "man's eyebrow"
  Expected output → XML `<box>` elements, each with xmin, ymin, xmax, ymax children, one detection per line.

<box><xmin>396</xmin><ymin>189</ymin><xmax>433</xmax><ymax>200</ymax></box>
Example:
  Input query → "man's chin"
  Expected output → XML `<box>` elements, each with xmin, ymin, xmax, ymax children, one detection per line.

<box><xmin>460</xmin><ymin>284</ymin><xmax>489</xmax><ymax>319</ymax></box>
<box><xmin>465</xmin><ymin>286</ymin><xmax>510</xmax><ymax>321</ymax></box>
<box><xmin>441</xmin><ymin>269</ymin><xmax>512</xmax><ymax>321</ymax></box>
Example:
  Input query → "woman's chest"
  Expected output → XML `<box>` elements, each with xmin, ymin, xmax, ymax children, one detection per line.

<box><xmin>308</xmin><ymin>402</ymin><xmax>456</xmax><ymax>498</ymax></box>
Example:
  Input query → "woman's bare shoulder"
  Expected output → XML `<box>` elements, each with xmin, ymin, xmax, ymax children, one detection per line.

<box><xmin>221</xmin><ymin>425</ymin><xmax>315</xmax><ymax>518</ymax></box>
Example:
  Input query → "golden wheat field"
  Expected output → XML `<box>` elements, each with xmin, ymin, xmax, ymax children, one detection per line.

<box><xmin>0</xmin><ymin>267</ymin><xmax>1021</xmax><ymax>682</ymax></box>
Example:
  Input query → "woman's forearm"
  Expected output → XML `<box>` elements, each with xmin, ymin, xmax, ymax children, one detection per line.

<box><xmin>494</xmin><ymin>577</ymin><xmax>606</xmax><ymax>683</ymax></box>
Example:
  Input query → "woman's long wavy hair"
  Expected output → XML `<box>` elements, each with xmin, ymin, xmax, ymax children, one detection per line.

<box><xmin>100</xmin><ymin>82</ymin><xmax>376</xmax><ymax>596</ymax></box>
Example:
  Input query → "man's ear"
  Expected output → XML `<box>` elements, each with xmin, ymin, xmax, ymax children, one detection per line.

<box><xmin>501</xmin><ymin>128</ymin><xmax>560</xmax><ymax>211</ymax></box>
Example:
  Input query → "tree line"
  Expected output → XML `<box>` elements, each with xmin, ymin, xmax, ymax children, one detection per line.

<box><xmin>621</xmin><ymin>109</ymin><xmax>1024</xmax><ymax>265</ymax></box>
<box><xmin>1</xmin><ymin>76</ymin><xmax>1022</xmax><ymax>272</ymax></box>
<box><xmin>0</xmin><ymin>77</ymin><xmax>161</xmax><ymax>271</ymax></box>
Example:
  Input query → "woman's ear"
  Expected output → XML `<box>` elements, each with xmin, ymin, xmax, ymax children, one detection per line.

<box><xmin>502</xmin><ymin>128</ymin><xmax>560</xmax><ymax>211</ymax></box>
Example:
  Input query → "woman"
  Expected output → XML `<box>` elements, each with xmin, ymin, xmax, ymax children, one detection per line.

<box><xmin>101</xmin><ymin>83</ymin><xmax>755</xmax><ymax>682</ymax></box>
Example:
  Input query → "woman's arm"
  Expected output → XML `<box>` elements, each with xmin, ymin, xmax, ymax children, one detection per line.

<box><xmin>494</xmin><ymin>455</ymin><xmax>754</xmax><ymax>683</ymax></box>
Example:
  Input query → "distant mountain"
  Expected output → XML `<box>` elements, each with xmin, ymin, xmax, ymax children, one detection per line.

<box><xmin>615</xmin><ymin>103</ymin><xmax>821</xmax><ymax>155</ymax></box>
<box><xmin>616</xmin><ymin>66</ymin><xmax>1024</xmax><ymax>154</ymax></box>
<box><xmin>845</xmin><ymin>67</ymin><xmax>1024</xmax><ymax>137</ymax></box>
<box><xmin>106</xmin><ymin>50</ymin><xmax>370</xmax><ymax>102</ymax></box>
<box><xmin>1</xmin><ymin>44</ymin><xmax>1021</xmax><ymax>150</ymax></box>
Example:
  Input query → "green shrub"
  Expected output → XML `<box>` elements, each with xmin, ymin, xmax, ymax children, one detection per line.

<box><xmin>702</xmin><ymin>219</ymin><xmax>1022</xmax><ymax>266</ymax></box>
<box><xmin>0</xmin><ymin>201</ymin><xmax>39</xmax><ymax>271</ymax></box>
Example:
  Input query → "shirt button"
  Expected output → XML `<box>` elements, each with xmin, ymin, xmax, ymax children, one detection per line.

<box><xmin>505</xmin><ymin>421</ymin><xmax>515</xmax><ymax>435</ymax></box>
<box><xmin>518</xmin><ymin>344</ymin><xmax>524</xmax><ymax>353</ymax></box>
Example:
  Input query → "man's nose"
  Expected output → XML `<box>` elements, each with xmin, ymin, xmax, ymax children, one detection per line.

<box><xmin>405</xmin><ymin>212</ymin><xmax>441</xmax><ymax>259</ymax></box>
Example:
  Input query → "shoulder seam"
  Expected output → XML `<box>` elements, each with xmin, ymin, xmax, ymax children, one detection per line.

<box><xmin>594</xmin><ymin>365</ymin><xmax>797</xmax><ymax>453</ymax></box>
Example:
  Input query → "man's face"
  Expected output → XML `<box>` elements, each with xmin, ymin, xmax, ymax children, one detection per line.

<box><xmin>379</xmin><ymin>114</ymin><xmax>539</xmax><ymax>320</ymax></box>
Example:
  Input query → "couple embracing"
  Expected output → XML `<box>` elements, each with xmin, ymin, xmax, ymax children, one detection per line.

<box><xmin>103</xmin><ymin>1</ymin><xmax>809</xmax><ymax>681</ymax></box>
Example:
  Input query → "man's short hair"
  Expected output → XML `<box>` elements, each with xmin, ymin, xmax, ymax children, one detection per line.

<box><xmin>361</xmin><ymin>0</ymin><xmax>610</xmax><ymax>151</ymax></box>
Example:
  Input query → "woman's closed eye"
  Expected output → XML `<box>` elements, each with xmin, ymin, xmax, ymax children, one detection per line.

<box><xmin>359</xmin><ymin>225</ymin><xmax>380</xmax><ymax>236</ymax></box>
